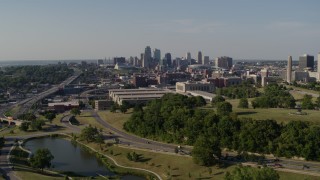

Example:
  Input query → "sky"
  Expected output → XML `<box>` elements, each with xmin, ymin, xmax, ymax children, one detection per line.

<box><xmin>0</xmin><ymin>0</ymin><xmax>320</xmax><ymax>61</ymax></box>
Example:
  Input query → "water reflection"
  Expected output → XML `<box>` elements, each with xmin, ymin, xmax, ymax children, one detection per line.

<box><xmin>24</xmin><ymin>137</ymin><xmax>145</xmax><ymax>180</ymax></box>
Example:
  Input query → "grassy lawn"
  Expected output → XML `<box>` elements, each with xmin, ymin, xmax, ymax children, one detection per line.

<box><xmin>226</xmin><ymin>99</ymin><xmax>320</xmax><ymax>124</ymax></box>
<box><xmin>278</xmin><ymin>171</ymin><xmax>320</xmax><ymax>180</ymax></box>
<box><xmin>83</xmin><ymin>142</ymin><xmax>318</xmax><ymax>180</ymax></box>
<box><xmin>15</xmin><ymin>171</ymin><xmax>65</xmax><ymax>180</ymax></box>
<box><xmin>286</xmin><ymin>85</ymin><xmax>320</xmax><ymax>95</ymax></box>
<box><xmin>75</xmin><ymin>111</ymin><xmax>105</xmax><ymax>129</ymax></box>
<box><xmin>97</xmin><ymin>110</ymin><xmax>132</xmax><ymax>132</ymax></box>
<box><xmin>89</xmin><ymin>143</ymin><xmax>235</xmax><ymax>179</ymax></box>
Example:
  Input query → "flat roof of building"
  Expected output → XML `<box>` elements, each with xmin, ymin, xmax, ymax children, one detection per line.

<box><xmin>48</xmin><ymin>101</ymin><xmax>79</xmax><ymax>107</ymax></box>
<box><xmin>109</xmin><ymin>88</ymin><xmax>165</xmax><ymax>93</ymax></box>
<box><xmin>111</xmin><ymin>90</ymin><xmax>172</xmax><ymax>96</ymax></box>
<box><xmin>176</xmin><ymin>81</ymin><xmax>212</xmax><ymax>85</ymax></box>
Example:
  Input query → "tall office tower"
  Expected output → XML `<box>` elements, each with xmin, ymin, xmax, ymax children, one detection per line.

<box><xmin>186</xmin><ymin>52</ymin><xmax>191</xmax><ymax>64</ymax></box>
<box><xmin>143</xmin><ymin>46</ymin><xmax>152</xmax><ymax>68</ymax></box>
<box><xmin>153</xmin><ymin>48</ymin><xmax>161</xmax><ymax>62</ymax></box>
<box><xmin>215</xmin><ymin>56</ymin><xmax>233</xmax><ymax>69</ymax></box>
<box><xmin>203</xmin><ymin>56</ymin><xmax>209</xmax><ymax>65</ymax></box>
<box><xmin>299</xmin><ymin>54</ymin><xmax>314</xmax><ymax>70</ymax></box>
<box><xmin>318</xmin><ymin>53</ymin><xmax>320</xmax><ymax>81</ymax></box>
<box><xmin>129</xmin><ymin>56</ymin><xmax>134</xmax><ymax>65</ymax></box>
<box><xmin>197</xmin><ymin>51</ymin><xmax>202</xmax><ymax>64</ymax></box>
<box><xmin>287</xmin><ymin>56</ymin><xmax>292</xmax><ymax>83</ymax></box>
<box><xmin>113</xmin><ymin>57</ymin><xmax>126</xmax><ymax>65</ymax></box>
<box><xmin>261</xmin><ymin>68</ymin><xmax>269</xmax><ymax>87</ymax></box>
<box><xmin>165</xmin><ymin>53</ymin><xmax>172</xmax><ymax>67</ymax></box>
<box><xmin>176</xmin><ymin>57</ymin><xmax>181</xmax><ymax>68</ymax></box>
<box><xmin>134</xmin><ymin>56</ymin><xmax>139</xmax><ymax>66</ymax></box>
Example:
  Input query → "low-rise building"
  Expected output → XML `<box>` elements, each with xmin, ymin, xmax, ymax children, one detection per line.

<box><xmin>176</xmin><ymin>81</ymin><xmax>215</xmax><ymax>93</ymax></box>
<box><xmin>109</xmin><ymin>88</ymin><xmax>172</xmax><ymax>105</ymax></box>
<box><xmin>48</xmin><ymin>101</ymin><xmax>79</xmax><ymax>112</ymax></box>
<box><xmin>95</xmin><ymin>100</ymin><xmax>114</xmax><ymax>111</ymax></box>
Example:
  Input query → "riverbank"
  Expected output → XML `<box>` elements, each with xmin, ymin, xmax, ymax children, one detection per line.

<box><xmin>10</xmin><ymin>133</ymin><xmax>157</xmax><ymax>180</ymax></box>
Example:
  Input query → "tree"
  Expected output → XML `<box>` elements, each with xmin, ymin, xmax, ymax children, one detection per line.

<box><xmin>19</xmin><ymin>122</ymin><xmax>29</xmax><ymax>131</ymax></box>
<box><xmin>80</xmin><ymin>125</ymin><xmax>103</xmax><ymax>143</ymax></box>
<box><xmin>192</xmin><ymin>136</ymin><xmax>221</xmax><ymax>166</ymax></box>
<box><xmin>95</xmin><ymin>133</ymin><xmax>104</xmax><ymax>149</ymax></box>
<box><xmin>238</xmin><ymin>98</ymin><xmax>249</xmax><ymax>108</ymax></box>
<box><xmin>30</xmin><ymin>119</ymin><xmax>45</xmax><ymax>131</ymax></box>
<box><xmin>29</xmin><ymin>148</ymin><xmax>54</xmax><ymax>171</ymax></box>
<box><xmin>316</xmin><ymin>96</ymin><xmax>320</xmax><ymax>108</ymax></box>
<box><xmin>301</xmin><ymin>94</ymin><xmax>314</xmax><ymax>109</ymax></box>
<box><xmin>217</xmin><ymin>102</ymin><xmax>233</xmax><ymax>116</ymax></box>
<box><xmin>78</xmin><ymin>100</ymin><xmax>85</xmax><ymax>109</ymax></box>
<box><xmin>110</xmin><ymin>104</ymin><xmax>118</xmax><ymax>113</ymax></box>
<box><xmin>212</xmin><ymin>95</ymin><xmax>225</xmax><ymax>107</ymax></box>
<box><xmin>70</xmin><ymin>108</ymin><xmax>81</xmax><ymax>116</ymax></box>
<box><xmin>119</xmin><ymin>104</ymin><xmax>128</xmax><ymax>113</ymax></box>
<box><xmin>44</xmin><ymin>112</ymin><xmax>56</xmax><ymax>123</ymax></box>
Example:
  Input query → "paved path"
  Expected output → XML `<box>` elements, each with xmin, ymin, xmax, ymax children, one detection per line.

<box><xmin>0</xmin><ymin>138</ymin><xmax>21</xmax><ymax>180</ymax></box>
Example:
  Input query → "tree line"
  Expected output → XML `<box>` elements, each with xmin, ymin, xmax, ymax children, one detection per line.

<box><xmin>216</xmin><ymin>82</ymin><xmax>259</xmax><ymax>99</ymax></box>
<box><xmin>251</xmin><ymin>84</ymin><xmax>296</xmax><ymax>108</ymax></box>
<box><xmin>0</xmin><ymin>64</ymin><xmax>73</xmax><ymax>90</ymax></box>
<box><xmin>124</xmin><ymin>93</ymin><xmax>320</xmax><ymax>166</ymax></box>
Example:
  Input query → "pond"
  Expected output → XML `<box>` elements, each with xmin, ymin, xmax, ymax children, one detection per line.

<box><xmin>24</xmin><ymin>137</ymin><xmax>145</xmax><ymax>180</ymax></box>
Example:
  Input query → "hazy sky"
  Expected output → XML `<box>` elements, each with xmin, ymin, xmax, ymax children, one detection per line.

<box><xmin>0</xmin><ymin>0</ymin><xmax>319</xmax><ymax>60</ymax></box>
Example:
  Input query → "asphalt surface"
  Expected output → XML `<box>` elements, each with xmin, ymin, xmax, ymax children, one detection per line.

<box><xmin>92</xmin><ymin>111</ymin><xmax>180</xmax><ymax>153</ymax></box>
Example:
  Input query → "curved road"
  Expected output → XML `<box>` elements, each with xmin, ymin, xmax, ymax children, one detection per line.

<box><xmin>92</xmin><ymin>111</ymin><xmax>181</xmax><ymax>153</ymax></box>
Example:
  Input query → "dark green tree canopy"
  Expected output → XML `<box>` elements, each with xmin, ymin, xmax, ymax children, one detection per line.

<box><xmin>30</xmin><ymin>148</ymin><xmax>54</xmax><ymax>171</ymax></box>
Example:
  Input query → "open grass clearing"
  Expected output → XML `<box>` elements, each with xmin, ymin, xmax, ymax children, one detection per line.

<box><xmin>226</xmin><ymin>99</ymin><xmax>320</xmax><ymax>124</ymax></box>
<box><xmin>85</xmin><ymin>142</ymin><xmax>319</xmax><ymax>180</ymax></box>
<box><xmin>75</xmin><ymin>111</ymin><xmax>105</xmax><ymax>130</ymax></box>
<box><xmin>97</xmin><ymin>110</ymin><xmax>132</xmax><ymax>132</ymax></box>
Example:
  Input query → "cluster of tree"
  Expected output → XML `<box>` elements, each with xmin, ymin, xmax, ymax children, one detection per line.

<box><xmin>79</xmin><ymin>125</ymin><xmax>104</xmax><ymax>146</ymax></box>
<box><xmin>0</xmin><ymin>65</ymin><xmax>73</xmax><ymax>90</ymax></box>
<box><xmin>111</xmin><ymin>101</ymin><xmax>134</xmax><ymax>114</ymax></box>
<box><xmin>39</xmin><ymin>110</ymin><xmax>57</xmax><ymax>123</ymax></box>
<box><xmin>29</xmin><ymin>148</ymin><xmax>54</xmax><ymax>171</ymax></box>
<box><xmin>216</xmin><ymin>82</ymin><xmax>259</xmax><ymax>99</ymax></box>
<box><xmin>70</xmin><ymin>108</ymin><xmax>81</xmax><ymax>116</ymax></box>
<box><xmin>19</xmin><ymin>119</ymin><xmax>45</xmax><ymax>131</ymax></box>
<box><xmin>18</xmin><ymin>113</ymin><xmax>36</xmax><ymax>121</ymax></box>
<box><xmin>124</xmin><ymin>93</ymin><xmax>320</xmax><ymax>165</ymax></box>
<box><xmin>225</xmin><ymin>165</ymin><xmax>279</xmax><ymax>180</ymax></box>
<box><xmin>124</xmin><ymin>93</ymin><xmax>207</xmax><ymax>143</ymax></box>
<box><xmin>301</xmin><ymin>94</ymin><xmax>320</xmax><ymax>109</ymax></box>
<box><xmin>292</xmin><ymin>81</ymin><xmax>320</xmax><ymax>91</ymax></box>
<box><xmin>126</xmin><ymin>152</ymin><xmax>140</xmax><ymax>162</ymax></box>
<box><xmin>251</xmin><ymin>84</ymin><xmax>295</xmax><ymax>108</ymax></box>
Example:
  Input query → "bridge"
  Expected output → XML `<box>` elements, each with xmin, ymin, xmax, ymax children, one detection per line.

<box><xmin>0</xmin><ymin>118</ymin><xmax>24</xmax><ymax>126</ymax></box>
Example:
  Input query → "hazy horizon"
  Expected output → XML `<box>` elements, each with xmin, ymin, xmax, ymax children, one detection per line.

<box><xmin>0</xmin><ymin>0</ymin><xmax>319</xmax><ymax>61</ymax></box>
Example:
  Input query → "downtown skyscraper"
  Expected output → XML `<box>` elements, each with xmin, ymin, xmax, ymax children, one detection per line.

<box><xmin>197</xmin><ymin>51</ymin><xmax>202</xmax><ymax>64</ymax></box>
<box><xmin>143</xmin><ymin>46</ymin><xmax>152</xmax><ymax>68</ymax></box>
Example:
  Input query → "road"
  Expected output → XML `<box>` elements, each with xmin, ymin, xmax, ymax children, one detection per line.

<box><xmin>0</xmin><ymin>137</ymin><xmax>21</xmax><ymax>180</ymax></box>
<box><xmin>92</xmin><ymin>111</ymin><xmax>179</xmax><ymax>153</ymax></box>
<box><xmin>16</xmin><ymin>72</ymin><xmax>82</xmax><ymax>116</ymax></box>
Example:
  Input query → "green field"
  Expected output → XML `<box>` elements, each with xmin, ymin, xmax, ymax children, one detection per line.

<box><xmin>97</xmin><ymin>110</ymin><xmax>132</xmax><ymax>132</ymax></box>
<box><xmin>75</xmin><ymin>111</ymin><xmax>105</xmax><ymax>129</ymax></box>
<box><xmin>85</xmin><ymin>142</ymin><xmax>319</xmax><ymax>180</ymax></box>
<box><xmin>227</xmin><ymin>99</ymin><xmax>320</xmax><ymax>124</ymax></box>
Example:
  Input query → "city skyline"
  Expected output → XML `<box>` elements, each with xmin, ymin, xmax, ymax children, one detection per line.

<box><xmin>0</xmin><ymin>0</ymin><xmax>320</xmax><ymax>61</ymax></box>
